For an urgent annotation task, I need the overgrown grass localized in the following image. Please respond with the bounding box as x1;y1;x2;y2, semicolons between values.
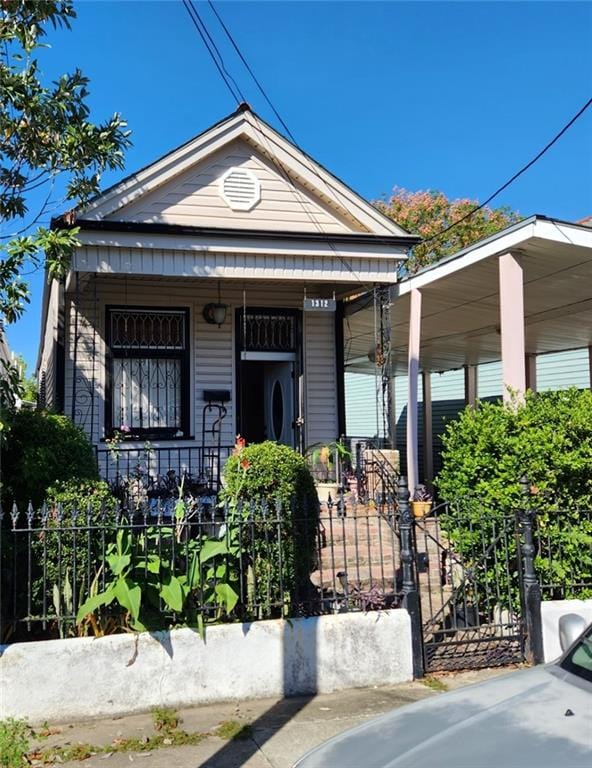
151;706;180;733
420;676;448;692
0;719;29;768
215;720;253;741
28;710;254;763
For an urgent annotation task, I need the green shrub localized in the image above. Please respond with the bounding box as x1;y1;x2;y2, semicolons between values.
0;718;29;767
1;409;98;508
220;441;320;617
437;388;592;602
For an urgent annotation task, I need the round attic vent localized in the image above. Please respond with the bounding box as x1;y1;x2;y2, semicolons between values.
219;167;261;211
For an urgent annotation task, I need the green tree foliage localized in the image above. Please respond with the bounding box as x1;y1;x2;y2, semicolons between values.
1;408;98;507
221;441;320;616
0;0;130;326
437;389;592;602
376;188;521;274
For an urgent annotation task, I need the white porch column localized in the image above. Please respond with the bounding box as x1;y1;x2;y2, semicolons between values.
406;288;422;492
588;346;592;390
422;371;433;485
464;364;477;407
499;252;526;404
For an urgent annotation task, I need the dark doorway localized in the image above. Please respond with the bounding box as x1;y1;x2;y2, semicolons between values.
239;361;266;443
239;360;295;446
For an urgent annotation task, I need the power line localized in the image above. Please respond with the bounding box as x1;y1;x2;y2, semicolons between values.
182;0;245;106
421;95;592;247
207;1;298;146
205;2;379;291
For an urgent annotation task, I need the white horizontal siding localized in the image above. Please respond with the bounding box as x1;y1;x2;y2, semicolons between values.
304;312;338;447
108;139;357;234
64;276;339;452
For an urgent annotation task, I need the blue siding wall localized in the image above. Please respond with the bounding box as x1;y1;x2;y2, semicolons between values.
537;349;590;391
344;347;591;484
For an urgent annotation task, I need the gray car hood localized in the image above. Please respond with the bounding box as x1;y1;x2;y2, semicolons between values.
295;666;592;768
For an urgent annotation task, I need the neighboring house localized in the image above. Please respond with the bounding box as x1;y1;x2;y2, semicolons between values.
344;215;592;489
346;347;592;480
37;104;418;486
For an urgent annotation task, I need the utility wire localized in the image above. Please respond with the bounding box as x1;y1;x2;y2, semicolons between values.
207;0;298;146
421;95;592;247
205;1;377;291
182;0;245;105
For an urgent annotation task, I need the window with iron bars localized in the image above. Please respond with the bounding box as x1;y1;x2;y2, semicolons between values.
106;307;190;439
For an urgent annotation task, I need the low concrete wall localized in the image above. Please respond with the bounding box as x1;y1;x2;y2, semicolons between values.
541;599;592;662
0;610;412;723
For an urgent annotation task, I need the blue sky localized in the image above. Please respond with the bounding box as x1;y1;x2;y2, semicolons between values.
6;0;592;369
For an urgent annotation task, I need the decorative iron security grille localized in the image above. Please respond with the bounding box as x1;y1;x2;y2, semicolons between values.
110;309;185;350
239;312;296;352
107;308;189;436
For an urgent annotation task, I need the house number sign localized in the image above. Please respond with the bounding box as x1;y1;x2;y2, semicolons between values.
303;298;336;312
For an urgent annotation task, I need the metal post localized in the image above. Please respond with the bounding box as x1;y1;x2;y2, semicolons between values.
398;475;424;678
518;477;544;665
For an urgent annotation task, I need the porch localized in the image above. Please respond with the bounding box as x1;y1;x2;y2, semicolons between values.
344;216;592;488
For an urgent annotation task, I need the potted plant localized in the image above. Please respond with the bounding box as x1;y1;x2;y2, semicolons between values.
411;485;433;518
305;441;351;503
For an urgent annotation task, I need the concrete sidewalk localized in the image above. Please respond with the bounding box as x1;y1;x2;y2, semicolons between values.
31;667;512;768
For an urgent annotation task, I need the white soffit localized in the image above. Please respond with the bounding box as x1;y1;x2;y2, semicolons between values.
345;218;592;374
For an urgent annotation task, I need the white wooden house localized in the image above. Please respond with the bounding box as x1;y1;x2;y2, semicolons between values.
37;104;417;487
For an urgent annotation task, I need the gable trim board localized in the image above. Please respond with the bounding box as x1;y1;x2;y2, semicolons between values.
78;105;412;239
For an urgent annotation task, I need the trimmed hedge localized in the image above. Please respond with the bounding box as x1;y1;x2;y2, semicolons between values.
220;441;320;617
437;388;592;602
1;409;98;508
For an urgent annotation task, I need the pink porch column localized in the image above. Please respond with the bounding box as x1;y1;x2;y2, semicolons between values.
464;364;477;407
406;288;422;491
499;252;526;404
526;354;537;392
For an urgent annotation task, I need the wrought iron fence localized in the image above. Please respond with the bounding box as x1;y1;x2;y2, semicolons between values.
534;507;592;601
0;493;403;644
413;500;526;671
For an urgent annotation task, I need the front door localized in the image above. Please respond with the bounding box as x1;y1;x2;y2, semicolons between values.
263;362;295;447
236;308;302;449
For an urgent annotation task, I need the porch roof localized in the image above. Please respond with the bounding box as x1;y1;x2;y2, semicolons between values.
344;216;592;375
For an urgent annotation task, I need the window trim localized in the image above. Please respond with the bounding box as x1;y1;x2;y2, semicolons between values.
105;305;191;440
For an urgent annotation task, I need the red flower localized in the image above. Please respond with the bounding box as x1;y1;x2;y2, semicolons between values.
233;434;246;455
240;458;250;471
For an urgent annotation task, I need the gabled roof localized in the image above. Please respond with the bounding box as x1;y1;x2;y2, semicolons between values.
79;104;414;239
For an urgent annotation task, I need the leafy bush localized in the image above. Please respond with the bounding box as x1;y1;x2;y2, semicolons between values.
1;410;98;508
0;718;29;767
29;480;118;637
220;441;320;616
437;388;592;602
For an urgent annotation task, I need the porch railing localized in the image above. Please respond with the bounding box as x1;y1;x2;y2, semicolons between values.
343;436;400;503
95;443;233;506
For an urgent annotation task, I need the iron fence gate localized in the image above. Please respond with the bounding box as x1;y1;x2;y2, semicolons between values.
414;504;527;672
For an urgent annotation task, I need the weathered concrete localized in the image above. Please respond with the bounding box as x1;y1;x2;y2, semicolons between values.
0;610;412;723
541;598;592;661
31;683;435;768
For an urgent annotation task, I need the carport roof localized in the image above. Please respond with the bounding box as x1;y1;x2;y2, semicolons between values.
345;215;592;376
